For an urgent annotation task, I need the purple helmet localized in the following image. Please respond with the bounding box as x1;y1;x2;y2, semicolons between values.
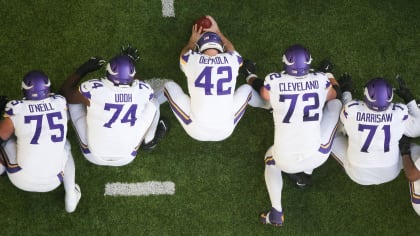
282;44;313;76
106;55;136;85
21;70;51;100
363;78;393;111
197;32;223;53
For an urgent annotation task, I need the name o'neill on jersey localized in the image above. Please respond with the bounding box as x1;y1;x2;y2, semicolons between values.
356;112;392;123
279;80;319;92
28;103;55;113
199;56;228;65
115;93;132;103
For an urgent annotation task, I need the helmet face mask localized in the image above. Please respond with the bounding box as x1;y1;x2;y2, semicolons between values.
282;44;312;76
363;78;393;111
196;32;223;53
22;70;51;100
106;55;136;85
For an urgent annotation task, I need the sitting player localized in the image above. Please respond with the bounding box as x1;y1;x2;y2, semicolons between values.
331;74;419;185
60;46;168;167
0;71;81;213
399;135;420;216
164;15;264;141
241;44;342;226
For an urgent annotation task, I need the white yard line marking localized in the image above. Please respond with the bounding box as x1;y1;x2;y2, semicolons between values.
105;181;175;196
161;0;175;17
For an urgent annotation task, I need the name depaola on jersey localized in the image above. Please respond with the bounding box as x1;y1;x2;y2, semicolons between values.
198;55;229;65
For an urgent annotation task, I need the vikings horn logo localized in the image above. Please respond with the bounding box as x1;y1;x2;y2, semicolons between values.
282;54;313;66
106;63;136;77
21;79;51;90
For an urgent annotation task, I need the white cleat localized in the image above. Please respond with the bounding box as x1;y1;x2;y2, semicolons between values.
65;184;81;213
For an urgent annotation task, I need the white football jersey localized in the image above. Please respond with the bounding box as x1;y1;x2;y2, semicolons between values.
180;50;242;130
4;95;68;178
80;78;154;158
265;72;331;159
341;100;408;168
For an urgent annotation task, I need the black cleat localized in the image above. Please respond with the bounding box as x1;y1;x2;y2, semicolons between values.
287;172;311;189
141;117;170;151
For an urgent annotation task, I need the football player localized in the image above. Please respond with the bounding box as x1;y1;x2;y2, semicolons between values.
331;75;419;185
0;71;81;213
163;15;263;141
60;47;168;167
399;135;420;216
241;44;342;226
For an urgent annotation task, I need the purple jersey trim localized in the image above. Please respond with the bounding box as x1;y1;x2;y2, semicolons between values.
80;89;92;99
181;53;190;64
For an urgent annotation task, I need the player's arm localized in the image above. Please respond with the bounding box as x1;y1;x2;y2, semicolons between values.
0;98;14;141
180;24;202;57
0;117;14;142
60;57;105;105
399;135;420;181
204;15;234;52
326;76;340;101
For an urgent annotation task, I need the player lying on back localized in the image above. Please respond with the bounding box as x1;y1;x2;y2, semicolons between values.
163;15;264;141
60;46;168;167
0;71;81;213
241;44;342;226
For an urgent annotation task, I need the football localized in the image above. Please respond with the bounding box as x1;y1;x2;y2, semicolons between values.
195;16;212;33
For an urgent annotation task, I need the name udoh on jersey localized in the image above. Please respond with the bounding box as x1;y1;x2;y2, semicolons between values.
341;101;408;168
80;78;153;158
4;95;68;178
265;72;330;159
180;50;242;130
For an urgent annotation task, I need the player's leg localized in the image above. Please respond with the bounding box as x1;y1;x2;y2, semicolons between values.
141;99;169;150
146;78;173;105
246;85;271;109
260;146;284;226
164;81;192;123
68;104;89;153
63;141;81;213
408;143;420;215
232;84;252;125
330;132;348;167
0;142;7;175
2;137;19;173
320;98;342;154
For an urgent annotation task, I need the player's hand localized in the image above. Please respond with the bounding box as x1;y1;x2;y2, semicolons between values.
399;135;411;156
239;59;257;78
121;44;140;62
395;75;414;103
0;96;8;113
204;15;220;33
338;73;354;93
76;57;106;77
190;24;202;45
318;59;334;73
